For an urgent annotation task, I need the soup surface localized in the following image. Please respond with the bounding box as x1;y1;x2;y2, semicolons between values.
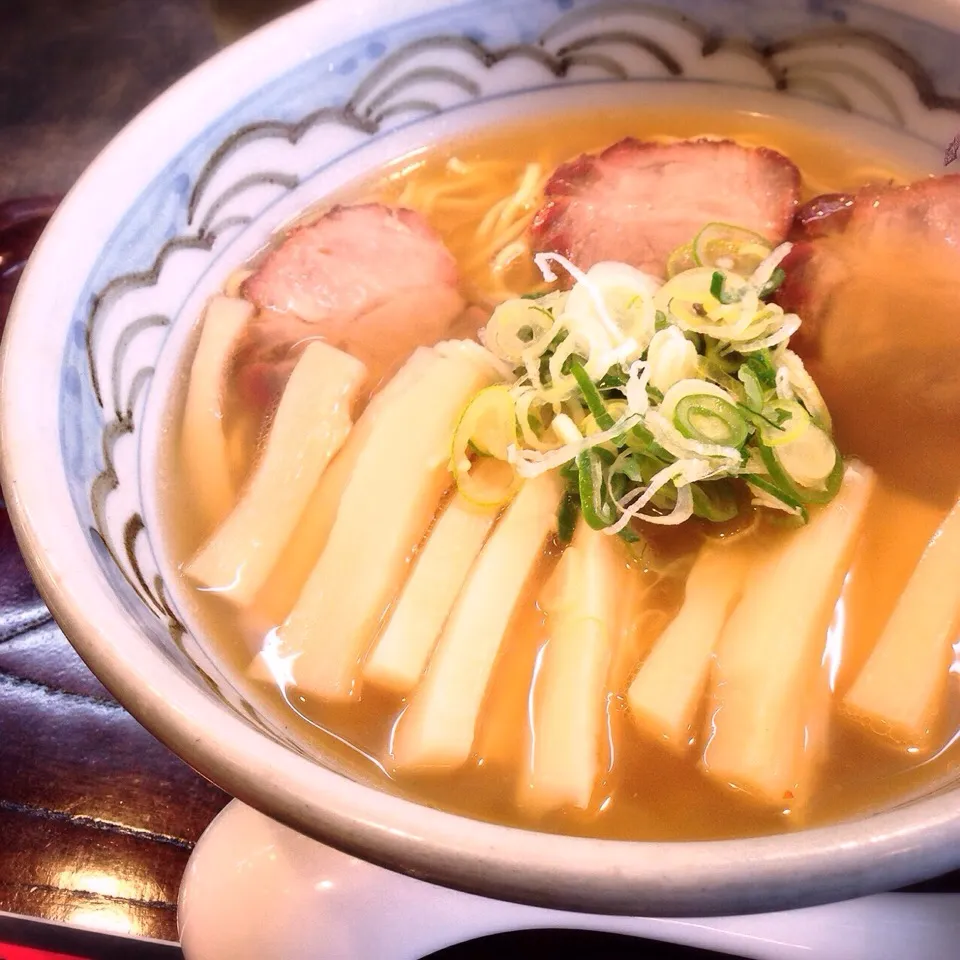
161;105;960;841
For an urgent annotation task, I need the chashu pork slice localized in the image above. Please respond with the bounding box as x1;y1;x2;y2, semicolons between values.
777;175;960;499
779;176;960;348
235;203;466;408
531;138;799;276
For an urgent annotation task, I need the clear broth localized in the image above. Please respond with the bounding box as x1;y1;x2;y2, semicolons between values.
161;106;960;840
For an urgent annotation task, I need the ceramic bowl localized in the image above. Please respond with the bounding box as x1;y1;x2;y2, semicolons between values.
4;0;960;917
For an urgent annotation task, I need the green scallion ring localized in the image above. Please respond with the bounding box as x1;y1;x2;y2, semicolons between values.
744;473;810;523
758;438;843;505
570;358;615;432
576;448;618;530
692;222;772;274
673;394;749;449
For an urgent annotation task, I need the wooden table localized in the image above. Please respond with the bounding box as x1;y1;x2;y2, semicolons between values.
0;205;229;952
0;1;231;949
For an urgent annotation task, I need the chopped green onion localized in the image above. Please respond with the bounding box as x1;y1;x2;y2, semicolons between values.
557;489;579;543
693;222;772;274
570;358;615;431
737;402;783;434
559;459;579;483
537;354;552;389
617;524;642;543
759;433;843;505
743;348;778;388
709;271;723;301
560;353;586;377
609;469;629;504
577;448;618;529
593;445;617;468
744;473;809;523
758;267;786;298
681;330;705;355
473;228;839;530
597;367;629;389
625;423;671;462
674;394;749;448
627;423;655;449
737;364;764;411
710;271;743;305
612;452;647;484
700;352;742;396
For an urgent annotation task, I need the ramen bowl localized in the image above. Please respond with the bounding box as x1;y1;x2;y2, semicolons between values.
4;0;960;918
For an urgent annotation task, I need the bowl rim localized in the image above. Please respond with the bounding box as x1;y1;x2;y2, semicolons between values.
4;0;960;917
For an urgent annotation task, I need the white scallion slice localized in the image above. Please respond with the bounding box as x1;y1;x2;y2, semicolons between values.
748;241;793;291
646;326;699;393
563;261;659;362
625;359;651;414
535;251;625;347
693;222;772;275
511;412;642;478
659;378;737;423
736;313;801;353
665;242;697;278
756;399;811;448
772;423;839;492
777;348;832;431
451;386;521;506
551;412;583;445
482;296;563;365
645;410;743;466
605;458;715;533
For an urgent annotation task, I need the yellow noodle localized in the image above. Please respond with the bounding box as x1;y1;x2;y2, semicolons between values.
477;195;512;240
379;156;552;304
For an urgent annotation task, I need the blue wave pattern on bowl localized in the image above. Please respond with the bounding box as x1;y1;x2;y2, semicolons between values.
59;0;960;730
